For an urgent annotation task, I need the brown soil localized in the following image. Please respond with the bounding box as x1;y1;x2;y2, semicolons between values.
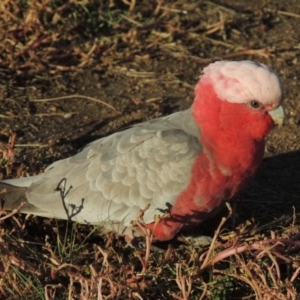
2;0;299;219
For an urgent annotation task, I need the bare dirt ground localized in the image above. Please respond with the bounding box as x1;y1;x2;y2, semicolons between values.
0;0;300;299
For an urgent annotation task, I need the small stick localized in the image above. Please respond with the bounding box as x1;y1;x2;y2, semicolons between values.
14;143;49;148
200;202;232;269
199;281;208;300
32;112;77;117
278;10;300;18
290;266;300;283
44;284;62;300
30;94;116;111
0;201;26;221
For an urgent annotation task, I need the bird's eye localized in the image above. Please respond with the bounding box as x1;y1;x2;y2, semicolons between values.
247;100;263;110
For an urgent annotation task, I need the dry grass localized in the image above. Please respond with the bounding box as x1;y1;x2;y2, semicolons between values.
1;0;288;74
1;199;300;299
0;0;300;299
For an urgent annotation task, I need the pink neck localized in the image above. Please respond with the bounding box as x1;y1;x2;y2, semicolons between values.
146;81;273;241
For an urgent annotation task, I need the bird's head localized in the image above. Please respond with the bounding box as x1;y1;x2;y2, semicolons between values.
192;60;284;142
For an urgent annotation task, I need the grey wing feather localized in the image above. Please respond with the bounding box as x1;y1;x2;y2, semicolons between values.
16;109;202;234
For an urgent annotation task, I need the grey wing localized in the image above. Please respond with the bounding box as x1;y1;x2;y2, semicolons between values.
26;109;202;234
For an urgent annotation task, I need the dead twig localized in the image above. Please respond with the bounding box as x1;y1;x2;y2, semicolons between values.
0;201;26;221
199;202;232;270
44;284;62;300
131;204;153;275
32;112;77;118
172;263;192;300
14;143;49;148
121;0;136;11
30;94;116;111
278;10;300;18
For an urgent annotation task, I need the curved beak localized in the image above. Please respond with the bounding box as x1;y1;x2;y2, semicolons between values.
268;104;285;127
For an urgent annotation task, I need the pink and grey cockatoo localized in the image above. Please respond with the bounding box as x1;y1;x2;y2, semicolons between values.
0;60;284;241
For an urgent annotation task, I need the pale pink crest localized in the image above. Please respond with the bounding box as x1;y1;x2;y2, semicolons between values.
200;60;283;106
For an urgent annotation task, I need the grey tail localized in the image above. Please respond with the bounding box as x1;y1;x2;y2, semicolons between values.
0;176;40;212
0;182;29;212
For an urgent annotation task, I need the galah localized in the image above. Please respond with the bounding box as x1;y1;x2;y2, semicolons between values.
0;60;284;241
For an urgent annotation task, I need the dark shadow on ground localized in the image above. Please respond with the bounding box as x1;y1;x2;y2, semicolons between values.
59;97;184;153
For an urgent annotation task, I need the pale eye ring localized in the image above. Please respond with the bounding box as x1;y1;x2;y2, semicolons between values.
248;100;263;110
